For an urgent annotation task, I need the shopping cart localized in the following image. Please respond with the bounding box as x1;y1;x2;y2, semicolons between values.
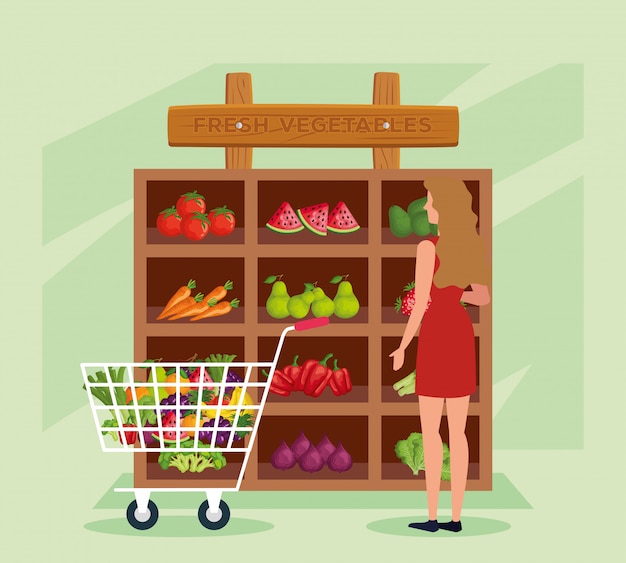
81;317;329;530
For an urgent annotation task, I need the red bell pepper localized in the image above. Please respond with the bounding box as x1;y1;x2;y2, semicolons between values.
303;353;334;397
332;358;352;395
263;368;292;396
281;355;300;387
119;423;137;445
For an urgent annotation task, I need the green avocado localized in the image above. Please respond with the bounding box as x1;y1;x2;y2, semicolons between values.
389;205;412;238
407;196;427;218
411;211;431;236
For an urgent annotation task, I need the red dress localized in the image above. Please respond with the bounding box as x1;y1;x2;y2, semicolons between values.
415;237;476;398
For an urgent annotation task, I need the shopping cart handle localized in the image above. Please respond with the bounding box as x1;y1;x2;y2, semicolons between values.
294;317;330;331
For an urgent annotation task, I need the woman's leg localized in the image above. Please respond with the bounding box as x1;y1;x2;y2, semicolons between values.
418;395;444;520
445;395;470;522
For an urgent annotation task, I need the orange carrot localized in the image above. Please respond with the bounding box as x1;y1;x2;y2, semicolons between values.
189;298;240;321
160;292;204;319
156;279;196;320
202;280;233;305
168;300;209;320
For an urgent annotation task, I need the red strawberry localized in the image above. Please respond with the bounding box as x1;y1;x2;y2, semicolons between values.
394;281;432;316
395;282;416;316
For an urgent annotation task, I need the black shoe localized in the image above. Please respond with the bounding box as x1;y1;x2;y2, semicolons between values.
438;520;462;532
408;519;439;532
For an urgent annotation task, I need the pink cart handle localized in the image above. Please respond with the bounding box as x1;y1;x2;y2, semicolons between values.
294;317;330;331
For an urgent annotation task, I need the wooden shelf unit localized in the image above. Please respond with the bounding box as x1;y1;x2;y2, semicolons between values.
133;168;492;490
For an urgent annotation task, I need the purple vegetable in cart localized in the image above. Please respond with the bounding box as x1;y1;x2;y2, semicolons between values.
141;421;158;445
199;416;232;446
224;370;243;395
271;440;297;470
159;393;191;415
327;442;352;472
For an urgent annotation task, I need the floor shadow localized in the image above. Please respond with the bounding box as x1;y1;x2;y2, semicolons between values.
84;516;274;537
367;516;511;537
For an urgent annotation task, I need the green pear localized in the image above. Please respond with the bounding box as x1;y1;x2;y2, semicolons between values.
266;280;291;319
311;287;335;318
333;281;360;319
287;287;315;319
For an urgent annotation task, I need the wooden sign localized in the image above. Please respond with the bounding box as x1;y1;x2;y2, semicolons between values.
168;104;459;148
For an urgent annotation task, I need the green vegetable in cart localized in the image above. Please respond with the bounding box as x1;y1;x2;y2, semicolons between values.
394;432;450;480
82;367;132;440
158;442;227;473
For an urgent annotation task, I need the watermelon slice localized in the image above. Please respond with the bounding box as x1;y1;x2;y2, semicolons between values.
297;203;329;236
327;201;360;234
266;201;304;234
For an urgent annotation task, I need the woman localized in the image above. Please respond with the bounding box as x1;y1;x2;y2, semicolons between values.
389;177;490;533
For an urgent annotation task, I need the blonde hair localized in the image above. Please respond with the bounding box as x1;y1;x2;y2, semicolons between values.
424;177;490;288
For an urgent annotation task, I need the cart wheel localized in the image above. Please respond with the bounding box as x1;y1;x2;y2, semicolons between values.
126;499;159;530
198;499;230;530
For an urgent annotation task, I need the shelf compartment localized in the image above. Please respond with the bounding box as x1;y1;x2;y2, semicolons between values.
258;180;368;244
381;180;480;244
380;337;480;403
259;336;368;403
257;415;368;480
258;257;368;324
145;336;245;363
381;415;480;480
145;451;244;487
146;180;245;245
146;258;245;324
381;257;480;323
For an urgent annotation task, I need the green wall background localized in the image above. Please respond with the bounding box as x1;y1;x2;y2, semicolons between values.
1;1;624;560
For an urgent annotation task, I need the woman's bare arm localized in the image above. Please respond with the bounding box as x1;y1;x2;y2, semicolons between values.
389;240;436;370
461;283;490;306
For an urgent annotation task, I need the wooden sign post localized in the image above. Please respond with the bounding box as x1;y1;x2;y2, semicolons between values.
167;72;459;169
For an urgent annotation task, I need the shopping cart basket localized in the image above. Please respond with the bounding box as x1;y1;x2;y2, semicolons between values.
81;317;329;530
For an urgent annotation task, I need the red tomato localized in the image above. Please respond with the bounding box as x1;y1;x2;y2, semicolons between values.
176;190;206;218
156;206;182;237
207;205;236;236
181;212;210;241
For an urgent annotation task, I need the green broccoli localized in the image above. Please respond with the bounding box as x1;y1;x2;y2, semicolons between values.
169;453;191;473
157;444;227;473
